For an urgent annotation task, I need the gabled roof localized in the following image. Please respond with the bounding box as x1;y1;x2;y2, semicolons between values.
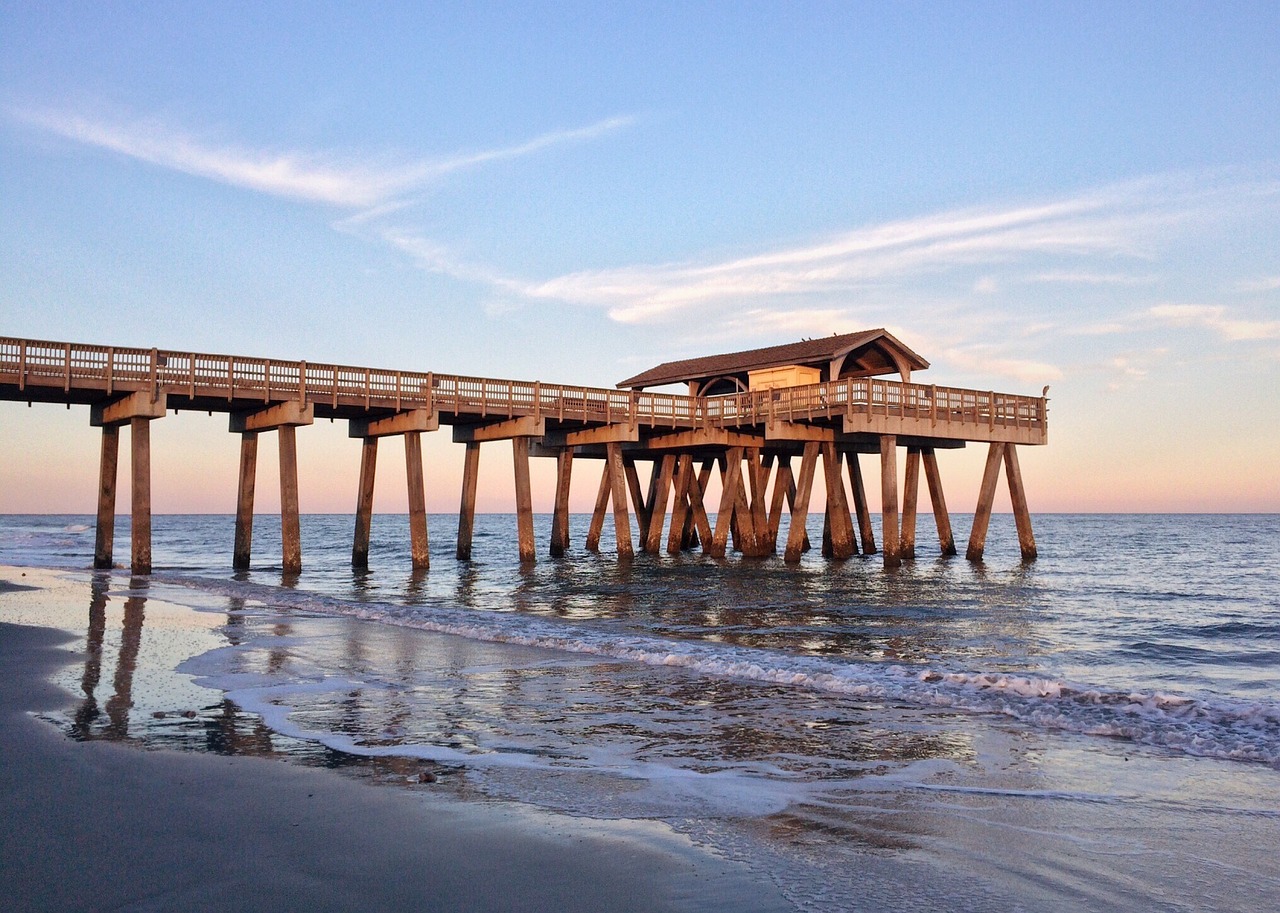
617;329;929;390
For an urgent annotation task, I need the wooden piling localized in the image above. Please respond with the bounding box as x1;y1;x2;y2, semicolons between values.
624;459;652;539
922;448;957;556
765;455;788;553
666;454;693;555
688;460;715;553
606;442;633;559
880;435;900;569
94;425;119;569
585;461;610;553
746;449;771;555
784;442;819;564
233;431;258;569
457;442;480;560
782;459;811;553
710;447;744;558
645;454;676;554
352;436;378;569
901;448;920;560
278;424;301;574
966;442;1005;562
1003;444;1038;561
512;437;536;563
846;452;877;555
130;417;152;575
550;448;574;557
821;442;855;559
732;465;763;556
405;431;430;570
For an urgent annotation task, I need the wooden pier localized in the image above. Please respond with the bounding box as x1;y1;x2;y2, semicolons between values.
0;332;1046;574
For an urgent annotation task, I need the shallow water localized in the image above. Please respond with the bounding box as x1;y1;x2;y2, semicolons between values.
2;512;1278;911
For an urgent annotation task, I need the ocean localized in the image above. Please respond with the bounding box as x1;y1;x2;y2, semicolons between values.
2;512;1278;911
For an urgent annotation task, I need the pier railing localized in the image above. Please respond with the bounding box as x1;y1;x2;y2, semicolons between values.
0;336;1046;437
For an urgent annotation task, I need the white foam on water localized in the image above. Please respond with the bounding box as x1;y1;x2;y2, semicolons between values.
160;573;1280;770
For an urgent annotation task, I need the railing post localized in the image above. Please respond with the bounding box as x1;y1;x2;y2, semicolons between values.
425;371;434;412
106;346;115;395
299;361;307;405
17;341;26;392
64;343;72;392
148;347;158;399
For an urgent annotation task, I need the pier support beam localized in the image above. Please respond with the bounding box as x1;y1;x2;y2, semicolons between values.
405;432;430;570
922;449;957;556
821;442;855;560
625;459;653;544
457;442;480;560
606;442;634;559
765;455;787;554
349;409;438;569
966;443;1005;562
352;437;378;569
94;425;119;569
846;453;877;556
586;461;610;553
513;437;536;563
233;432;258;569
784;442;819;564
710;448;744;558
91;391;167;575
667;454;694;555
644;454;676;554
901;448;920;560
880;435;901;569
278;425;302;575
550;449;574;557
745;449;771;556
229;400;313;574
1004;444;1037;561
130;418;152;575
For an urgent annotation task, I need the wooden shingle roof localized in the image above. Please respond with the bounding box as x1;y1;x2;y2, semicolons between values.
617;329;929;390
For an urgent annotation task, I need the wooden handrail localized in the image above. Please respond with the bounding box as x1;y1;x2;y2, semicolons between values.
0;334;1047;436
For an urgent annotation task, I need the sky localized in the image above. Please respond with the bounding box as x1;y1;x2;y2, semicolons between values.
1;1;1278;518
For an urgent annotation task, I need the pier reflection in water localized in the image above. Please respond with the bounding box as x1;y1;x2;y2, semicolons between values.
50;567;1025;837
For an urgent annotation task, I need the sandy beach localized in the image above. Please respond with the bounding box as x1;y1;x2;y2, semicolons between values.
0;570;791;913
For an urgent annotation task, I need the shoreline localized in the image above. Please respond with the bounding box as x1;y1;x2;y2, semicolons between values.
0;567;792;913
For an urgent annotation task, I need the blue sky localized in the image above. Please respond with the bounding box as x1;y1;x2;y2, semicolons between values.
2;2;1277;514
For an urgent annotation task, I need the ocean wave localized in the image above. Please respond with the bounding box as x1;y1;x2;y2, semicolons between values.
154;572;1280;770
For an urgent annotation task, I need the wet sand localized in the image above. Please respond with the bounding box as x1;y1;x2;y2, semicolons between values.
0;573;790;913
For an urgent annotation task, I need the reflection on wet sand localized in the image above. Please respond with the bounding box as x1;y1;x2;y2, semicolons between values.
61;581;446;787
54;568;1061;854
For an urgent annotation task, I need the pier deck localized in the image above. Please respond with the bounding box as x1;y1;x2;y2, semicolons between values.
1;335;1046;573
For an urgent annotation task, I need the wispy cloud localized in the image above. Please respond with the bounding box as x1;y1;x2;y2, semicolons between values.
1234;275;1280;293
1028;270;1158;286
414;172;1271;327
510;191;1160;324
1147;303;1280;342
940;345;1064;384
13;106;634;209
